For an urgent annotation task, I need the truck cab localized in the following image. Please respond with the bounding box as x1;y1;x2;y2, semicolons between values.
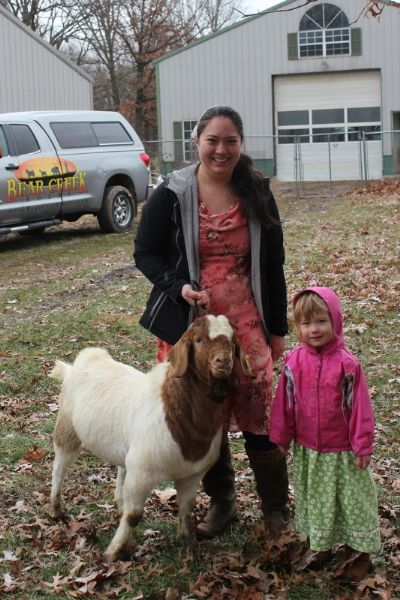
0;111;152;236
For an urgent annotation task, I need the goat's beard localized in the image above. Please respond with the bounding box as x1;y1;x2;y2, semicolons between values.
210;375;237;402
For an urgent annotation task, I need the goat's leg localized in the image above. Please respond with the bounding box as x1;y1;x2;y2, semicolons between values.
174;474;201;549
105;469;152;561
114;466;126;514
50;413;81;518
50;445;80;519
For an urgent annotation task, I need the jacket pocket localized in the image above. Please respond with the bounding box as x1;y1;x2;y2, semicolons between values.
140;287;190;345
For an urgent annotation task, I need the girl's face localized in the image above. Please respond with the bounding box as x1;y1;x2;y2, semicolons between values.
299;310;334;349
196;116;242;179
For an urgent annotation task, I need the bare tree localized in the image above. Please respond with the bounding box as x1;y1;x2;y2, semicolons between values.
177;0;243;35
117;0;196;138
73;0;126;108
1;0;83;48
198;0;243;33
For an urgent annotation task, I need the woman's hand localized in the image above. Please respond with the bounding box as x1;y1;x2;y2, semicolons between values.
181;284;209;309
278;444;290;456
270;335;286;362
355;454;371;469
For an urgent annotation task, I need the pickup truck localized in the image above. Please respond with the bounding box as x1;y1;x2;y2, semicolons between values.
0;110;152;236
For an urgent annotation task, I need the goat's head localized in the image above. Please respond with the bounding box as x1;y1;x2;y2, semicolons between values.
168;315;252;386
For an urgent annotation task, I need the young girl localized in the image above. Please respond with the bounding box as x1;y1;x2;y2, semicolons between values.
269;286;380;574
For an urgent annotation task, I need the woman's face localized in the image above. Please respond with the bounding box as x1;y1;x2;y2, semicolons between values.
196;116;242;179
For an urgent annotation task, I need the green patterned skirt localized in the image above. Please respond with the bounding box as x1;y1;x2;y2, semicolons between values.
293;443;381;553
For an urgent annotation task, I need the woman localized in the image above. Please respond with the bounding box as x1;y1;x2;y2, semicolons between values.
134;105;289;538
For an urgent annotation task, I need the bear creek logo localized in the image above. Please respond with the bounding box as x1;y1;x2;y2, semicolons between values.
5;157;87;203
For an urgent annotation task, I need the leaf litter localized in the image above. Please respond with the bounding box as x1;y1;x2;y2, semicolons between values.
0;184;399;598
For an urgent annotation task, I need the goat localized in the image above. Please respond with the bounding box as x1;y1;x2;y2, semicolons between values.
49;315;251;561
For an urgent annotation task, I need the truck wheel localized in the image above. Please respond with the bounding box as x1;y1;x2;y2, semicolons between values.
97;186;136;233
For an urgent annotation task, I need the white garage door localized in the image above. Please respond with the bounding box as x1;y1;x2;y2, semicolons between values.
274;71;382;181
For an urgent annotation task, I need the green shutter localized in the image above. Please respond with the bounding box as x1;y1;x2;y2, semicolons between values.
287;33;298;60
351;28;362;56
173;121;183;162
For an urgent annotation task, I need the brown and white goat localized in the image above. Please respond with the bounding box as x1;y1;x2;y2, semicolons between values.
49;315;251;561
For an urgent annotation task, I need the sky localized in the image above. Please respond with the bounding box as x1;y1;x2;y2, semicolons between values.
242;0;283;15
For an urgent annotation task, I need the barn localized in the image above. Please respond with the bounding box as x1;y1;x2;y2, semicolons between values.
154;0;400;181
0;5;93;113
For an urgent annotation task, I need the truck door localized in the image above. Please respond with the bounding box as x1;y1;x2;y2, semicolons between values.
0;121;62;227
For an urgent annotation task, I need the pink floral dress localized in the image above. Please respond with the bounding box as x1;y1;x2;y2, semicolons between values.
157;200;273;435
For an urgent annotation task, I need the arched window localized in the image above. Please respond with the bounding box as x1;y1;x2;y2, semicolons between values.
299;3;350;57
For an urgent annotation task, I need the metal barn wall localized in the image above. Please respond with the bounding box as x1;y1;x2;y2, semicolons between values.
0;6;93;112
156;0;400;159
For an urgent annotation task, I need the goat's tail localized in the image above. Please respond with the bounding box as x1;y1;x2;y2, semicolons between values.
49;360;71;382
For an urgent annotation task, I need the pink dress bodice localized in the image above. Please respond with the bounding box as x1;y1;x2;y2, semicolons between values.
156;199;273;434
198;200;272;434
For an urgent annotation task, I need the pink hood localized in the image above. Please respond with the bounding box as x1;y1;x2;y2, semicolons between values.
293;286;344;350
269;286;375;456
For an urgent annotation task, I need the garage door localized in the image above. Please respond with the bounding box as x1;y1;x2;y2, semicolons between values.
274;71;382;181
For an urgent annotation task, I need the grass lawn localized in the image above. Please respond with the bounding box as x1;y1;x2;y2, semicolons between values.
0;182;399;599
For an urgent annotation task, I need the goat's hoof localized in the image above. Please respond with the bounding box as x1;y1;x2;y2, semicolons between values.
104;548;121;562
183;543;196;562
49;506;70;522
104;543;131;562
177;534;195;551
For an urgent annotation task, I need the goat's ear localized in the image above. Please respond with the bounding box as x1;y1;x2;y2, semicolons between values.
168;336;191;378
235;341;253;377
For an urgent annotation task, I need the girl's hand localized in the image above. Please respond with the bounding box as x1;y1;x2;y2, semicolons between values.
355;454;371;469
278;444;290;455
181;284;209;310
270;335;286;362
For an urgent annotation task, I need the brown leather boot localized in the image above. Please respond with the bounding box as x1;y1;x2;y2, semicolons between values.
245;445;289;534
197;434;238;538
341;546;371;580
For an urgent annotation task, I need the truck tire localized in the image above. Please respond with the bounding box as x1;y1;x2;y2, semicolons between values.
97;185;136;233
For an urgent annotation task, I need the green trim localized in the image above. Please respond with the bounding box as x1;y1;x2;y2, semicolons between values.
173;122;183;161
351;28;362;56
156;63;161;140
383;155;393;176
254;159;275;177
161;161;177;175
153;0;296;65
287;32;298;60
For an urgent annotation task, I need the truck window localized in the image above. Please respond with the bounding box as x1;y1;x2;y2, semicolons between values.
50;121;134;148
10;124;40;155
91;122;133;145
0;126;9;157
50;122;98;148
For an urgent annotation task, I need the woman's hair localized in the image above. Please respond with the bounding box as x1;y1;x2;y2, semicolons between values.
193;105;275;226
293;292;330;339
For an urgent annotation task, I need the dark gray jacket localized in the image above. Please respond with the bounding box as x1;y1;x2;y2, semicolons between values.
134;163;288;345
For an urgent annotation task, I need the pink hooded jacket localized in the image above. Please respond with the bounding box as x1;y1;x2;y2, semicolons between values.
269;287;374;456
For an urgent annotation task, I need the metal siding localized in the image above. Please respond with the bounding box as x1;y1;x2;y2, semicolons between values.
158;0;400;165
0;8;92;112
